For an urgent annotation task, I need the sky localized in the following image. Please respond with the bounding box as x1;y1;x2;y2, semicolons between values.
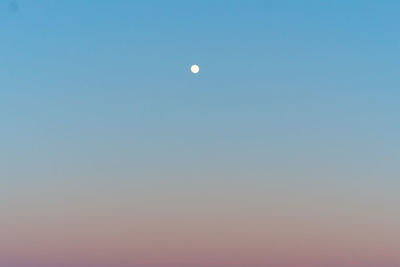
1;1;400;266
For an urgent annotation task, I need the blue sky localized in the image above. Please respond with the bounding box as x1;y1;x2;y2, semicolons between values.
1;1;400;266
2;0;399;178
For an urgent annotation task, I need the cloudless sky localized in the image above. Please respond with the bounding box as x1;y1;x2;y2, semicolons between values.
1;1;400;267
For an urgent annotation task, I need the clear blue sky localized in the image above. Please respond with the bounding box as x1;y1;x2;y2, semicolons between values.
1;1;400;267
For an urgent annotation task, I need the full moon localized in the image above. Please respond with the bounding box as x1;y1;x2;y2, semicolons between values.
191;65;200;74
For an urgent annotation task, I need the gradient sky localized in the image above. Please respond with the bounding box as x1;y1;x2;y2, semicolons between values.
1;1;400;267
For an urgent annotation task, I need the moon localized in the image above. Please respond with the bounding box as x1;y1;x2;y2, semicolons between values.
191;65;200;74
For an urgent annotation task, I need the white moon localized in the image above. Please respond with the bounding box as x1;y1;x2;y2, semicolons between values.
191;65;200;74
